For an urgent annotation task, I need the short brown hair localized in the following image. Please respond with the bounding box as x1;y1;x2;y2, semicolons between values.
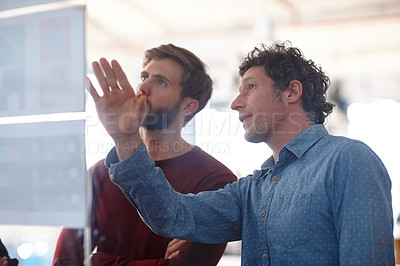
143;44;212;124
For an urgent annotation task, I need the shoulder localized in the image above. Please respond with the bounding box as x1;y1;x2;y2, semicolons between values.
189;146;224;162
318;135;390;185
181;147;237;191
88;159;110;185
311;135;377;158
191;147;236;176
89;159;108;174
317;134;378;159
176;147;227;170
316;134;387;173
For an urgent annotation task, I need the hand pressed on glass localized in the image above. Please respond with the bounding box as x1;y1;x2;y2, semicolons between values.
86;58;147;161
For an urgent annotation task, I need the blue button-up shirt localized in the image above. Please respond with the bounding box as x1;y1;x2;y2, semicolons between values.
107;125;394;265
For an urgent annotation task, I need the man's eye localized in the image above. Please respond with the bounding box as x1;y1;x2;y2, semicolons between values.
140;75;148;81
244;84;255;94
159;79;166;86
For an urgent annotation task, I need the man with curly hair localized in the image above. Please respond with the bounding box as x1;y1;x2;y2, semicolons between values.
87;41;394;265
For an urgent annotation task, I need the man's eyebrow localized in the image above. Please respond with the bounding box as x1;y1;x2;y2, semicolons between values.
140;71;171;83
238;76;255;92
241;76;256;83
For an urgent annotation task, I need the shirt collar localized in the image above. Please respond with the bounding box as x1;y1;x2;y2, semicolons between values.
260;124;328;172
261;156;275;172
285;124;328;159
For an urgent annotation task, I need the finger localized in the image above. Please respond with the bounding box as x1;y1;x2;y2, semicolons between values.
111;60;134;91
164;246;175;259
166;239;187;255
167;250;179;260
99;58;119;90
92;61;110;94
170;239;187;250
136;94;148;124
168;238;183;247
85;76;100;102
165;239;182;259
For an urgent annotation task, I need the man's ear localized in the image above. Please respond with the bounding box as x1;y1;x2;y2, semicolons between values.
180;97;199;117
285;80;303;103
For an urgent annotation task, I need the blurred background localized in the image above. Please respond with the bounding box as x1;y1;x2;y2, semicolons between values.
1;0;400;264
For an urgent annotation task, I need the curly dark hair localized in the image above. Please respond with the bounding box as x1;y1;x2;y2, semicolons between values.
143;44;212;125
239;41;334;124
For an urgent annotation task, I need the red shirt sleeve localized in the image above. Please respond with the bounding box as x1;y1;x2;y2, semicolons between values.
53;228;84;266
90;241;226;266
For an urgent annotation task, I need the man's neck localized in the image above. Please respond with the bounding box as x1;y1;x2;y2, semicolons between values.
140;128;194;161
269;117;315;163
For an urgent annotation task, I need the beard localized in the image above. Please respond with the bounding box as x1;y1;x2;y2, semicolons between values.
141;98;182;131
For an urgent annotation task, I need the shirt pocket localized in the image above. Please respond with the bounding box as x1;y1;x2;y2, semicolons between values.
274;193;312;249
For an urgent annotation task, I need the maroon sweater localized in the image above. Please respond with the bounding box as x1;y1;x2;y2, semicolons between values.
53;147;236;266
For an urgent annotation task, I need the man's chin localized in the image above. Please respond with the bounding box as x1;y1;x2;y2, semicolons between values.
244;131;266;143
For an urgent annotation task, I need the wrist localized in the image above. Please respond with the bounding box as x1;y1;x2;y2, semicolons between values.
114;133;143;161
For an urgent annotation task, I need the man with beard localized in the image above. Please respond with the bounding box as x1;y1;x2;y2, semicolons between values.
52;44;236;266
86;41;394;265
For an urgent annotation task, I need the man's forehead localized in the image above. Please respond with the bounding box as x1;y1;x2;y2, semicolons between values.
241;75;257;83
241;67;265;82
243;66;266;77
142;58;182;78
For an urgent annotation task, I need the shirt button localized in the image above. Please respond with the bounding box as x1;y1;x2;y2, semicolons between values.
272;176;278;181
110;174;115;181
260;211;266;217
263;254;268;260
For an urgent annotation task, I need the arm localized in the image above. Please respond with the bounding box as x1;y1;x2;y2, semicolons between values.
90;241;226;266
90;253;169;266
89;150;236;265
332;142;394;265
167;241;226;266
107;144;242;244
88;58;238;263
52;229;84;266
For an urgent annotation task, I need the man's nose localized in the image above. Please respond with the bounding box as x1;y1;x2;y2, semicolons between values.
231;93;244;111
138;80;151;96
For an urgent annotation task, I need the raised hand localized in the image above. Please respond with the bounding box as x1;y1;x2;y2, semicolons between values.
87;58;147;161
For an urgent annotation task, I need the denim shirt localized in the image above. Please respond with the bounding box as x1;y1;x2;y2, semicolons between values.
107;125;394;265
